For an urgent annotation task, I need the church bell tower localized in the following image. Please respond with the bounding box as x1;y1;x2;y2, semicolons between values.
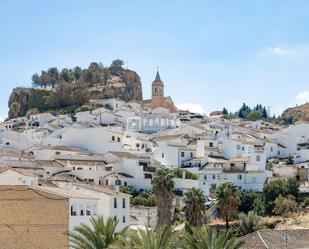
151;70;165;109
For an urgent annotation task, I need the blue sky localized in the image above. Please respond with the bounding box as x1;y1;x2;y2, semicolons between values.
1;0;309;120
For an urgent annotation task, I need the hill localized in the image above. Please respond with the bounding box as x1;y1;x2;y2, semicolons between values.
8;60;143;119
282;103;309;121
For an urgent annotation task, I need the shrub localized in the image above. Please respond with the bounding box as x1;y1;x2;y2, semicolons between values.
238;211;264;235
75;104;93;113
173;168;198;180
273;195;297;217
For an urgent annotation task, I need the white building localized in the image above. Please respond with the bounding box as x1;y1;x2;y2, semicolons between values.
69;183;131;231
29;113;55;126
198;156;271;196
0;168;38;186
276;121;309;163
61;127;124;154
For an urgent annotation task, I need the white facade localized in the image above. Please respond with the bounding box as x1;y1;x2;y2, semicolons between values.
70;184;131;231
0;169;38;186
61;127;124;154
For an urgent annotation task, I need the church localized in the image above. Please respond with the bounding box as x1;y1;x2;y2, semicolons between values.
143;70;177;112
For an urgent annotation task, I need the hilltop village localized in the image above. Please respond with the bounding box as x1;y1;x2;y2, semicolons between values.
1;68;309;248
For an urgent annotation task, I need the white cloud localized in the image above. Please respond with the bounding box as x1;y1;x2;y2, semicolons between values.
176;103;206;114
265;47;300;56
296;91;309;104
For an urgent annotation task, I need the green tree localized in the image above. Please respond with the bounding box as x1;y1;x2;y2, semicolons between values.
262;179;287;214
215;182;240;229
286;177;299;200
222;107;228;115
273;195;298;217
60;68;74;82
183;188;206;226
73;66;82;82
246;110;262;121
238;211;264;235
122;226;177;249
262;107;268;118
68;216;127;249
238;191;258;214
253;196;266;216
31;73;40;87
179;225;244;249
47;67;59;88
262;177;299;214
111;59;124;68
238;103;251;119
153;167;175;227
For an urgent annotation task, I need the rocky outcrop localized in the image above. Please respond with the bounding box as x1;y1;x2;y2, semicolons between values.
101;66;143;101
8;66;143;118
8;87;31;119
282;103;309;120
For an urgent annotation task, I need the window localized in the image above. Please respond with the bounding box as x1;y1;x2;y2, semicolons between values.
124;181;127;186
237;144;241;150
242;146;245;151
212;174;216;180
162;153;164;158
238;175;242;180
190;152;193;158
117;137;121;142
80;206;84;216
114;198;117;208
70;205;77;216
123;198;126;208
256;155;261;161
123;215;126;223
270;147;273;152
86;206;91;216
136;143;140;148
181;152;185;157
209;142;213;148
112;136;115;141
211;183;217;190
105;179;109;185
204;175;207;180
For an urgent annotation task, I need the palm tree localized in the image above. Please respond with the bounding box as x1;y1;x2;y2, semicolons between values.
152;167;175;226
122;226;177;249
68;216;127;249
215;182;240;230
183;188;206;226
178;225;243;249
